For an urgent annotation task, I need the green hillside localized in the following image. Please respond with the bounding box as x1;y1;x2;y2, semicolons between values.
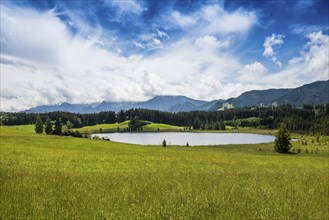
1;125;328;219
76;121;183;133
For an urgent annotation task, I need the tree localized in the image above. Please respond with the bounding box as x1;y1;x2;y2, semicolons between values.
220;120;226;130
118;110;125;123
128;117;149;131
44;118;53;134
213;121;220;130
193;117;202;130
53;117;63;135
233;115;240;129
274;123;292;153
66;120;73;130
34;115;43;134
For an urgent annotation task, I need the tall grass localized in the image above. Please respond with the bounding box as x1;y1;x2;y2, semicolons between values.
1;126;328;219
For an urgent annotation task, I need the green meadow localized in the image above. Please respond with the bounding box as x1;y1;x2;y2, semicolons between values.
1;125;328;219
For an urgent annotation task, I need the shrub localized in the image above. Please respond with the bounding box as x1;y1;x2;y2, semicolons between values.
82;129;92;138
162;139;167;147
73;130;83;138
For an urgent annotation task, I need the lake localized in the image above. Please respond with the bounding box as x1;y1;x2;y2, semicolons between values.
94;132;275;146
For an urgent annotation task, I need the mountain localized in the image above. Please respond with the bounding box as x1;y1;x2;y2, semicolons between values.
25;96;208;113
138;95;207;112
25;103;93;114
275;80;329;106
210;80;329;111
25;80;329;113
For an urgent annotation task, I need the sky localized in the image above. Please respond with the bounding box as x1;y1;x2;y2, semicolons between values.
1;0;328;112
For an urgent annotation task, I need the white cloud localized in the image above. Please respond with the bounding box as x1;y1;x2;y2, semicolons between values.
157;29;169;39
263;33;285;67
240;31;329;89
195;35;230;50
170;5;256;35
171;11;197;27
290;24;329;35
107;0;145;16
152;38;161;47
238;62;268;83
0;4;246;111
1;3;327;112
303;31;329;80
201;5;257;34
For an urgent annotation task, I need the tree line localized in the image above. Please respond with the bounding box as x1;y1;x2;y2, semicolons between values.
1;104;329;135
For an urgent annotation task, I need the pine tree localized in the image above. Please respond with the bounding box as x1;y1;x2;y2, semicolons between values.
53;117;63;135
274;123;292;153
34;115;44;134
44;118;53;134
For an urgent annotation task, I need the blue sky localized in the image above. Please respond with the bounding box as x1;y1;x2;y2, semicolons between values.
1;0;328;111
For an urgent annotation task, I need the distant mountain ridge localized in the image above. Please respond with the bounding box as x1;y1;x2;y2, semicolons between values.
25;80;329;113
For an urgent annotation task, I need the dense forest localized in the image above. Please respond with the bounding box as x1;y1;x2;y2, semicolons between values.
1;104;329;135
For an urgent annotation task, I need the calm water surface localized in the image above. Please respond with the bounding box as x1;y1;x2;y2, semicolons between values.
95;132;275;146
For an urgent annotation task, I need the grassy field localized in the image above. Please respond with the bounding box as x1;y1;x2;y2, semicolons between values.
1;125;328;219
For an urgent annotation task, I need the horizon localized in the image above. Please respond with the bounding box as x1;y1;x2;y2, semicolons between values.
1;0;329;112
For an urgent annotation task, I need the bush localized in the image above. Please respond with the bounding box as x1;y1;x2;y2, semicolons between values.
82;129;92;138
73;130;83;138
162;139;167;147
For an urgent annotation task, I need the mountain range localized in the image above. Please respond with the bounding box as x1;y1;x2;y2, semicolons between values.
25;80;329;113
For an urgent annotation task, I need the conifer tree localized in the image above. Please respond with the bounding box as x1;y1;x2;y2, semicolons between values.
34;115;43;134
44;118;53;135
274;123;292;153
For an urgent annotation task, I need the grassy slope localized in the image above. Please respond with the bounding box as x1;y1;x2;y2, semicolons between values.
75;120;276;135
1;126;328;219
76;121;184;133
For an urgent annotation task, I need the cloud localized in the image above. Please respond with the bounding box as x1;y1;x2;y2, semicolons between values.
0;3;248;111
263;34;285;67
238;62;268;83
244;31;329;89
171;11;197;27
1;2;327;112
195;35;230;51
152;38;162;47
106;0;145;16
286;32;329;81
157;29;169;39
170;5;256;35
303;31;329;80
200;5;257;34
290;24;329;35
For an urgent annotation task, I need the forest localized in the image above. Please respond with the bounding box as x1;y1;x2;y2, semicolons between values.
1;104;329;135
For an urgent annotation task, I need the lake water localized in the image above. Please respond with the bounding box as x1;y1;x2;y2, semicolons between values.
94;132;275;146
